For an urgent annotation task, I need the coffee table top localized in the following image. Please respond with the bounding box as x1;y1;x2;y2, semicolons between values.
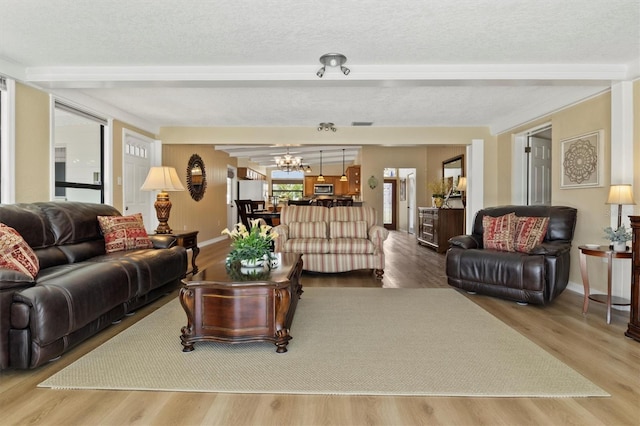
182;252;302;287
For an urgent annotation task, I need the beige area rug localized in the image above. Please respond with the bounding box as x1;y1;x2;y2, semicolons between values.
39;288;608;397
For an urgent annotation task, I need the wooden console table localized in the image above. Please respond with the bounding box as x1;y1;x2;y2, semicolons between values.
417;207;464;253
579;245;631;324
626;216;640;342
179;253;303;353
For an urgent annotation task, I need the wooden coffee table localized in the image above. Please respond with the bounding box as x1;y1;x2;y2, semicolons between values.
179;253;303;353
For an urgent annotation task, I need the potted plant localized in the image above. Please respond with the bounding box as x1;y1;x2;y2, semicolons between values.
603;225;632;252
428;179;451;208
222;219;279;268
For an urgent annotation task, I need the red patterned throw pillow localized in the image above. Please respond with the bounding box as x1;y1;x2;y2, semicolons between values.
97;213;153;253
514;216;549;253
482;213;516;252
0;223;40;279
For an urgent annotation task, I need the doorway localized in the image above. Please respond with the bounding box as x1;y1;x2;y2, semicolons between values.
383;179;397;230
122;130;154;229
226;165;238;231
513;124;552;205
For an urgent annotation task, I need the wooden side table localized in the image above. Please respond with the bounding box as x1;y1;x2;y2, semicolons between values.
579;245;632;324
169;230;200;275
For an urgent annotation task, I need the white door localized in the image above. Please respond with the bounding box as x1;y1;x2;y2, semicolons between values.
227;165;238;230
123;135;152;228
407;172;416;234
528;136;552;205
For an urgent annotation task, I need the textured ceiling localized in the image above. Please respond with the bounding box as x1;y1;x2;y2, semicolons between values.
1;0;639;151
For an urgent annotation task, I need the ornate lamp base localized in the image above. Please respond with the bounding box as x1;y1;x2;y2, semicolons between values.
154;191;173;234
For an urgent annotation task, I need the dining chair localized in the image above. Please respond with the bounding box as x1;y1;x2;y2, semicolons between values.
314;198;334;208
234;199;254;228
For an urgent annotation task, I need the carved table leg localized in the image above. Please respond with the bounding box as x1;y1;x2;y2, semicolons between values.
579;251;590;315
179;287;196;352
274;287;292;353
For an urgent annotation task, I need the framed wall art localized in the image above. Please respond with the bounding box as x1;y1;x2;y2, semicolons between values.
560;130;604;189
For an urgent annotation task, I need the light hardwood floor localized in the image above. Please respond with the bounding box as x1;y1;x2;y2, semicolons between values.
1;231;639;425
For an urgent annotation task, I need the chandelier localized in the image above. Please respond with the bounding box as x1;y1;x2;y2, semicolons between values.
274;148;303;172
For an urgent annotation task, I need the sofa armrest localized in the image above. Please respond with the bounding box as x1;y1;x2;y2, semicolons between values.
529;241;571;256
448;235;481;249
273;225;289;252
149;235;177;249
368;225;389;247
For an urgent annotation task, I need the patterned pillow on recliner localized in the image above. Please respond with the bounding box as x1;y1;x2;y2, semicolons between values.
0;223;40;279
482;213;516;252
514;216;549;253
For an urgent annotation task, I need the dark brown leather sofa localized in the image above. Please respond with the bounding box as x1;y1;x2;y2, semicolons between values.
445;205;577;305
0;202;187;369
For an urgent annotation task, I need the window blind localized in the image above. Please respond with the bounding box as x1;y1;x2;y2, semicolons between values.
54;100;107;125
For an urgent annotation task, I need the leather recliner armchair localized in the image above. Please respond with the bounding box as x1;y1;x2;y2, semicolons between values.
446;205;577;305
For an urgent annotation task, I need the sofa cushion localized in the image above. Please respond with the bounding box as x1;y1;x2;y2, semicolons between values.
289;221;327;239
283;238;329;254
482;213;516;252
328;238;375;254
329;221;368;239
514;216;549;253
0;223;39;279
97;213;153;253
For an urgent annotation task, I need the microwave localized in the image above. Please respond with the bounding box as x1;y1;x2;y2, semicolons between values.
314;184;334;195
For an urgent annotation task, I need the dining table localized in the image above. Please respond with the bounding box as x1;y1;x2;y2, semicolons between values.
247;210;281;226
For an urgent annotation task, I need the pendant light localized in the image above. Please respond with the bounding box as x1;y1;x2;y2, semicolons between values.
317;150;325;182
340;149;348;182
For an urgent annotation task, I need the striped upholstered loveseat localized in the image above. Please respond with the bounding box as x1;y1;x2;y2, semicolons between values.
273;205;389;278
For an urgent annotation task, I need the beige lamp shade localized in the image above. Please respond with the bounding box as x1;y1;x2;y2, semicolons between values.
456;177;467;192
606;184;636;230
140;167;186;192
605;184;636;205
140;166;185;234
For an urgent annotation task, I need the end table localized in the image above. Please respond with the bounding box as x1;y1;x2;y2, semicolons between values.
165;230;199;275
579;245;631;324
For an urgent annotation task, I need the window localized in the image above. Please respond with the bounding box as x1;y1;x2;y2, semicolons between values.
271;170;303;201
53;101;107;203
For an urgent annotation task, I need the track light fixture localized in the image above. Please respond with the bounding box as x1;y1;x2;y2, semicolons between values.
317;122;337;132
316;53;350;77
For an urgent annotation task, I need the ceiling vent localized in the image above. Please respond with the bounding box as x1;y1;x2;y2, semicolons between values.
351;122;373;126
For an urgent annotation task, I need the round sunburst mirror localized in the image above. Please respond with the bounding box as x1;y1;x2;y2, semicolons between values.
187;154;206;201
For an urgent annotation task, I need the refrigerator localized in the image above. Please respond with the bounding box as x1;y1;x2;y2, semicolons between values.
238;180;268;203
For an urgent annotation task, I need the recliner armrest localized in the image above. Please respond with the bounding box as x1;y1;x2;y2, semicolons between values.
149;235;177;249
448;235;481;249
528;242;571;256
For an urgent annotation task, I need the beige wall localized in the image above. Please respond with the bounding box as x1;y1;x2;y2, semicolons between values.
11;83;159;209
359;145;464;226
496;93;615;293
15;83;50;202
161;145;235;242
159;126;493;146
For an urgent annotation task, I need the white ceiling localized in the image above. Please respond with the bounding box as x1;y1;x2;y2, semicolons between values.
1;0;639;166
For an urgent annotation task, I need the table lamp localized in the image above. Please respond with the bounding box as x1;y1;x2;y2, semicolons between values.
141;166;185;234
606;184;636;229
456;176;467;207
